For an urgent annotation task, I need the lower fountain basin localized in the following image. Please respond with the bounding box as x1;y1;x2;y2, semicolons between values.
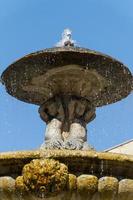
0;150;133;199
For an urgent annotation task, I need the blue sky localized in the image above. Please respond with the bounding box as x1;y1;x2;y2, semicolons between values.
0;0;133;152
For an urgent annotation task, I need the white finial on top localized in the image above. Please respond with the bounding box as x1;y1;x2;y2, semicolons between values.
56;29;76;47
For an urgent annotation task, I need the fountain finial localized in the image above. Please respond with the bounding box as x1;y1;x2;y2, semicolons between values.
56;28;75;47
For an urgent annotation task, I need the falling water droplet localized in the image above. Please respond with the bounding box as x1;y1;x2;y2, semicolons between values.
100;160;104;176
90;163;94;175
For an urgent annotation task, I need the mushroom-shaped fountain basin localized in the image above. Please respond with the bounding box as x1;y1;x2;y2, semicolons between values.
1;47;132;107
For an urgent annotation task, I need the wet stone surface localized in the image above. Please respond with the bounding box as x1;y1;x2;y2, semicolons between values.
0;151;133;199
1;47;132;107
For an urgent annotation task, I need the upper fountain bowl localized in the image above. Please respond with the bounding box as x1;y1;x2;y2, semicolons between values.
1;46;132;107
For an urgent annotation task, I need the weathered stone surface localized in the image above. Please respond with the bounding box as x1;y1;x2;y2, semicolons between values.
118;179;133;200
67;174;77;191
0;152;133;199
62;123;87;150
40;119;64;150
0;150;133;179
40;120;90;150
0;176;15;192
39;96;95;128
77;174;98;198
39;96;95;150
1;47;132;107
15;175;28;192
98;176;118;200
15;159;69;198
0;177;15;200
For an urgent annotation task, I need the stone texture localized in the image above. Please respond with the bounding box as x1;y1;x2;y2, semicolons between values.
0;176;15;200
0;153;133;199
39;96;95;127
1;47;132;107
15;175;28;192
62;123;87;150
118;179;133;200
40;119;64;150
39;96;95;150
67;174;77;191
77;175;98;199
98;176;118;200
0;176;15;191
0;150;133;179
15;159;69;198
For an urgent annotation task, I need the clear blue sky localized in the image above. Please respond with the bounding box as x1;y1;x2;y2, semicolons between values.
0;0;133;152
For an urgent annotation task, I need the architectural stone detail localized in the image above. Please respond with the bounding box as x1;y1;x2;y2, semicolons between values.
15;159;69;198
39;96;95;150
40;119;64;150
0;153;132;199
98;177;118;200
118;179;133;199
77;175;98;196
67;174;77;192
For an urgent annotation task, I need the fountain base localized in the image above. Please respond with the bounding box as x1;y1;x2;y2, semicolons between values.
0;150;133;199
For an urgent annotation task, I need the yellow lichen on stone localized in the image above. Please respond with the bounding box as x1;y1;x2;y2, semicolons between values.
77;175;98;194
98;177;118;200
98;176;118;192
15;176;28;192
15;158;69;198
68;174;77;191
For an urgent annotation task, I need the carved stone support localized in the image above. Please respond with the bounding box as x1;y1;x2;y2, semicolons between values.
39;95;96;150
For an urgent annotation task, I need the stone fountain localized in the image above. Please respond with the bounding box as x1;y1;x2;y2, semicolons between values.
0;29;133;200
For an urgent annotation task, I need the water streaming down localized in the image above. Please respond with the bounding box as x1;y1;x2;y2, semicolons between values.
0;29;133;199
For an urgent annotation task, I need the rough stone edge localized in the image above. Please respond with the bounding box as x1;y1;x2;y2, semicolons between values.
0;150;133;163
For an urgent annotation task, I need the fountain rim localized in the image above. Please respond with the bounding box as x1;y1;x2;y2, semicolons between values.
0;150;133;179
2;46;131;79
1;46;129;68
